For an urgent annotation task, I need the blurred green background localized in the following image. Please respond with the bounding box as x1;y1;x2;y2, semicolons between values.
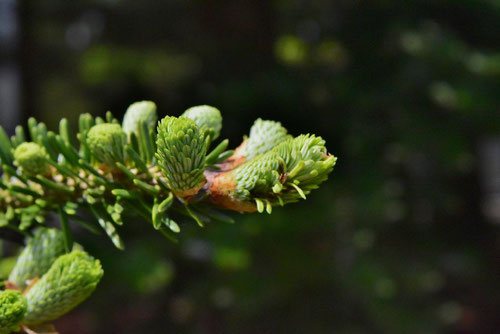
1;0;500;333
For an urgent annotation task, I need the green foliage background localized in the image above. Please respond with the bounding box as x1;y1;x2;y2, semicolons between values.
2;0;500;333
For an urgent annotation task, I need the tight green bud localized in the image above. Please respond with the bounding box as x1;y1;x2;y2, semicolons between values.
182;105;222;140
239;119;290;160
122;101;158;137
86;123;126;165
156;116;209;197
24;250;103;325
13;142;50;176
0;290;27;334
9;227;66;290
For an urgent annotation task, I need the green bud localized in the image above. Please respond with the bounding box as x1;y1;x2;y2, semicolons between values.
155;116;209;197
240;119;290;160
13;142;50;176
233;151;282;200
275;134;336;203
0;290;27;334
182;105;222;140
24;250;103;325
86;123;126;165
231;134;335;204
122;101;158;136
9;227;66;290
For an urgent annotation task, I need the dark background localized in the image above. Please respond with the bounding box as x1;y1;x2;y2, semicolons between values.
1;0;500;333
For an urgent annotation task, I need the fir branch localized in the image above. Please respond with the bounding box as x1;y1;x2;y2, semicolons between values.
0;101;336;249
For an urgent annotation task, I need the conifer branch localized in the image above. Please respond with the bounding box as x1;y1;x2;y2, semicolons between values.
0;101;336;332
0;101;336;247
